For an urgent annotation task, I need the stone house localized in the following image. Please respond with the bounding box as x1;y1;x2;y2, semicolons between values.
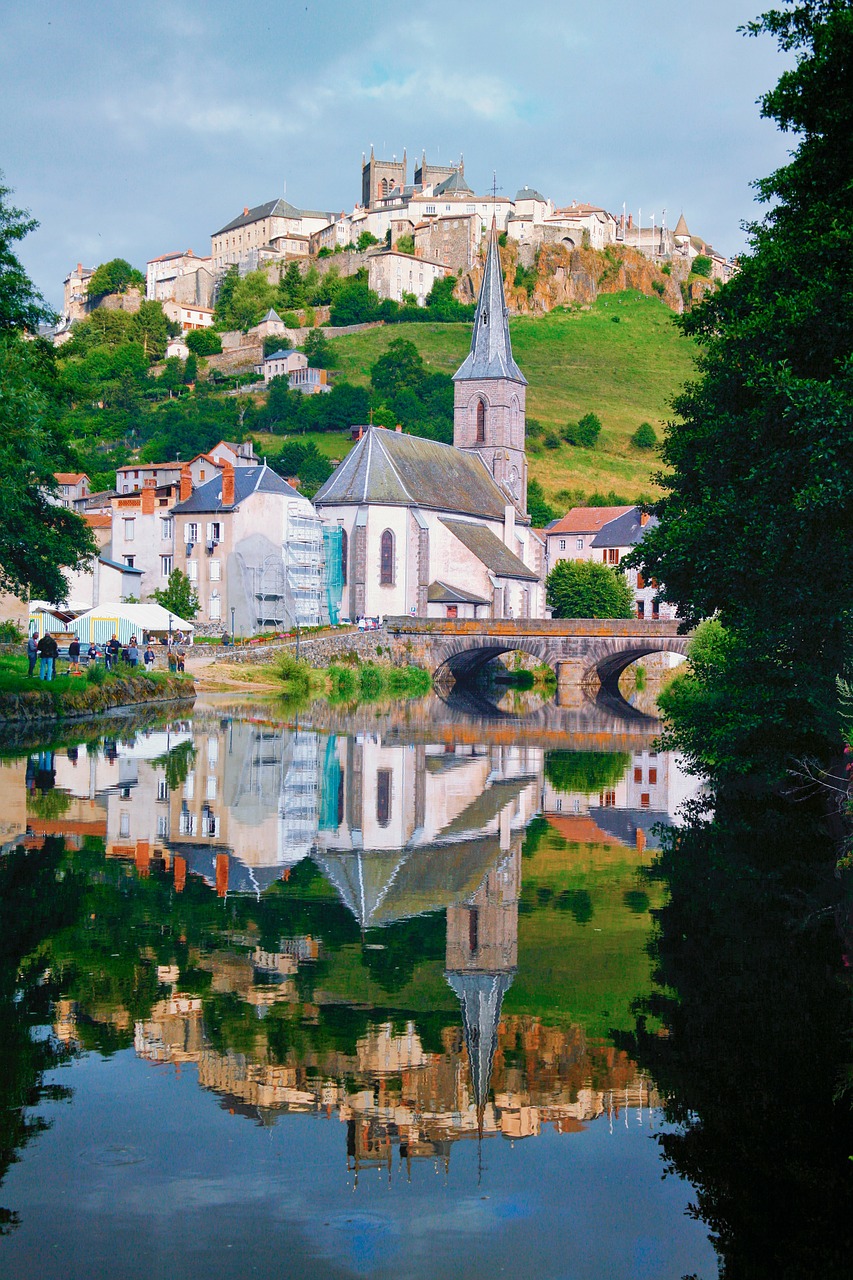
54;473;90;508
314;223;545;620
544;506;634;571
367;251;450;306
211;199;334;274
61;263;94;324
146;250;214;308
412;213;480;273
256;348;309;384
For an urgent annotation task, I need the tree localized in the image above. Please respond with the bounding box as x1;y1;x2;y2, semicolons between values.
302;327;336;369
632;422;658;449
213;264;240;328
564;412;602;448
185;328;222;356
356;231;380;251
87;258;145;300
329;273;380;325
628;0;853;766
131;299;172;361
691;254;712;278
527;478;558;526
546;558;634;619
0;173;52;332
278;262;305;310
370;338;425;397
152;568;199;620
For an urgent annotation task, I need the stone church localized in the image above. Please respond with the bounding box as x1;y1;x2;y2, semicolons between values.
314;224;545;620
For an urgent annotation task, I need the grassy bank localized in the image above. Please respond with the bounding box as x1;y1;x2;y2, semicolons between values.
0;655;194;721
274;654;432;706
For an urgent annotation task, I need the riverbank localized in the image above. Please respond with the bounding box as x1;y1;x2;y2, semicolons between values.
0;667;195;722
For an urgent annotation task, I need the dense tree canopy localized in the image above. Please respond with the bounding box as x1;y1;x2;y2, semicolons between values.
546;559;634;619
629;0;853;765
87;258;145;300
0;173;51;332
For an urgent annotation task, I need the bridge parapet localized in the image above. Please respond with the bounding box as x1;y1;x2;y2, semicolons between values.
384;617;686;639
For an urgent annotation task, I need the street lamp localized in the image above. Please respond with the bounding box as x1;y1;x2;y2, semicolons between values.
230;607;236;645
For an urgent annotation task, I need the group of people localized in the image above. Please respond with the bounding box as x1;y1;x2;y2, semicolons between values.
26;631;178;678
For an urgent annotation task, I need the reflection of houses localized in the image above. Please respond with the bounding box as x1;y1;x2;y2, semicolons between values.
167;721;322;894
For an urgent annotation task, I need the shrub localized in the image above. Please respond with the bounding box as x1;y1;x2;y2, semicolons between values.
692;254;712;278
86;661;107;685
395;235;415;255
525;417;544;438
652;279;666;296
546;558;634;619
186;328;222;356
0;621;23;643
632;422;658;449
564;412;602;448
544;431;562;449
274;653;312;696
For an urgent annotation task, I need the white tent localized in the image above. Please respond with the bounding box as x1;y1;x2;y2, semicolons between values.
70;603;195;646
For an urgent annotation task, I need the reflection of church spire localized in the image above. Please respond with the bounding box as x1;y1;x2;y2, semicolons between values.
446;969;514;1125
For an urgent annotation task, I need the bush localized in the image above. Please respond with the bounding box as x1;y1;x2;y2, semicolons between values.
691;254;712;278
632;422;658;449
86;661;107;685
652;279;666;297
274;653;312;696
0;621;23;643
186;328;222;356
395;235;415;255
563;412;602;448
544;431;562;449
546;558;635;619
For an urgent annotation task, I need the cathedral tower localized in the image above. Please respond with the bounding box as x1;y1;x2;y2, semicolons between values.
452;222;528;518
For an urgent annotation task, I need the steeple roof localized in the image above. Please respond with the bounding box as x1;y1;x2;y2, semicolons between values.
453;223;527;386
673;211;690;237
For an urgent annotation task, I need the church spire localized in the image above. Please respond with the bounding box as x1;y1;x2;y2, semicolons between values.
453;221;527;386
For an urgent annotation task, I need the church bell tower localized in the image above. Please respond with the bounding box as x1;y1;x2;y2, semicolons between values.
452;221;528;518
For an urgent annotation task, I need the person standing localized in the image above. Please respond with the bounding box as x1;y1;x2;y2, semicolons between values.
127;639;139;668
26;631;39;677
68;637;81;674
143;643;155;671
106;634;120;671
38;633;58;681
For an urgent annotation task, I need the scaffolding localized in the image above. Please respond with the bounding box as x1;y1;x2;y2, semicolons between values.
250;503;334;633
322;525;343;625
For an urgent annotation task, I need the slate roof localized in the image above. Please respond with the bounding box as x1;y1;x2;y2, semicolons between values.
212;198;334;237
259;308;283;324
591;507;658;548
440;519;539;581
428;581;491;606
313;426;509;519
433;170;474;196
515;187;548;202
171;463;300;514
453;222;527;385
673;212;690;237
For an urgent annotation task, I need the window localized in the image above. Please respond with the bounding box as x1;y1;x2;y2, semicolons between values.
160;556;172;577
636;572;645;589
123;518;135;541
648;768;658;785
380;529;394;585
340;528;348;586
210;591;221;620
157;779;169;801
161;517;173;540
210;560;221;581
652;598;660;619
601;789;616;807
207;522;221;543
559;539;566;550
119;813;130;837
206;775;217;800
376;769;392;826
468;907;479;956
187;561;198;582
640;793;651;809
576;538;584;549
475;399;486;443
124;556;135;568
607;548;619;564
156;815;170;837
186;522;199;544
634;767;643;783
637;600;645;619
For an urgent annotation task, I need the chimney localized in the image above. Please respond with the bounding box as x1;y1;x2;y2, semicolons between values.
640;510;649;526
180;465;192;502
141;477;156;514
627;214;633;229
77;262;82;273
395;423;402;433
222;461;235;507
243;206;249;216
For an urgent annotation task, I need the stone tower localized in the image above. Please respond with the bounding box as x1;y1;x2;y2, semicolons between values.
452;221;528;518
361;146;407;208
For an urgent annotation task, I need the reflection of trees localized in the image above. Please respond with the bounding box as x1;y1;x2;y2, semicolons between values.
544;750;630;794
0;839;77;1233
623;798;853;1279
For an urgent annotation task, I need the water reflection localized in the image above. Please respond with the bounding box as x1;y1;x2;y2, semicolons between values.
0;705;716;1275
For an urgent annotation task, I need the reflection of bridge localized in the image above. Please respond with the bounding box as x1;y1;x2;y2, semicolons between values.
384;617;690;701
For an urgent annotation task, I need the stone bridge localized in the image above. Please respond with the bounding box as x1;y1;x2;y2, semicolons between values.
383;617;691;702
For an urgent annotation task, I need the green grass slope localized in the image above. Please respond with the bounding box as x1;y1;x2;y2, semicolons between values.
326;290;696;505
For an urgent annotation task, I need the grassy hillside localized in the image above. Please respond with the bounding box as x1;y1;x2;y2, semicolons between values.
330;290;695;504
251;290;695;505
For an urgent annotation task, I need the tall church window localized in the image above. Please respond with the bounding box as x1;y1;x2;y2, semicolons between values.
340;528;348;586
380;529;395;584
511;396;521;446
376;769;392;826
475;399;486;443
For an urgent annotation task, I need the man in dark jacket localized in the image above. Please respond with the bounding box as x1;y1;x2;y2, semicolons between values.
37;633;58;681
26;631;39;677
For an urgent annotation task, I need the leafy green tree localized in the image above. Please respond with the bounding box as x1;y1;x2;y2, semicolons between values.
395;235;415;255
691;254;712;278
302;327;336;368
632;422;658;449
185;328;222;356
0;173;52;332
370;338;424;397
213;264;240;328
60;307;136;355
545;750;630;793
564;412;602;448
131;299;173;361
87;258;145;299
546;558;634;619
629;0;853;769
277;262;305;310
527;478;558;526
152;568;199;620
356;231;380;252
329;272;380;325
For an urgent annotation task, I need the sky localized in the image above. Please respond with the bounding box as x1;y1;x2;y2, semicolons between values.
1;0;797;310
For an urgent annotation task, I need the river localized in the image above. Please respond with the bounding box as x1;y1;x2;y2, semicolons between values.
0;688;850;1279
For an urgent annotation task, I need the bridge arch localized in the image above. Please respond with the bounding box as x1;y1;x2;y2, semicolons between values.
432;637;553;685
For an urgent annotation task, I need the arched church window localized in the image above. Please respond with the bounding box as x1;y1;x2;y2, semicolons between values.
475;399;486;443
511;396;520;446
380;178;389;198
340;528;348;586
380;529;395;584
376;768;392;827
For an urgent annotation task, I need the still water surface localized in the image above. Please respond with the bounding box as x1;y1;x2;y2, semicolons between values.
0;692;848;1278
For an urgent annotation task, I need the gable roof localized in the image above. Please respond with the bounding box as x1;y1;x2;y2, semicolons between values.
547;506;633;536
313;427;509;519
212;198;334;237
428;580;491;606
591;507;658;548
440;519;538;581
453;222;527;385
515;187;548;202
171;463;301;514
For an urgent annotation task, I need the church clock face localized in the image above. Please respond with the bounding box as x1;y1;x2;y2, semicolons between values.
508;465;520;500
